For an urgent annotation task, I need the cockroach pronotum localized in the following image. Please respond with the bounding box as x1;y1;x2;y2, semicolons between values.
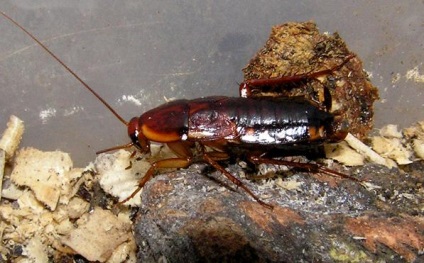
1;11;362;209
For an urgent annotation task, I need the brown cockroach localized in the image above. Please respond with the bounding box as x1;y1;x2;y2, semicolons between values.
2;11;361;209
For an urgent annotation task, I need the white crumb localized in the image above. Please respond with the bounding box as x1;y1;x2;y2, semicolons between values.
405;66;424;83
63;105;84;116
39;107;57;124
120;94;142;106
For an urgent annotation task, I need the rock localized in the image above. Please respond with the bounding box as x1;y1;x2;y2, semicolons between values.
134;162;424;262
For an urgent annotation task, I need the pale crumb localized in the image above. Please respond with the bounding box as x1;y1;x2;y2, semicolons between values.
257;162;289;176
55;218;74;236
371;137;412;165
352;236;367;240
364;70;373;79
0;150;4;201
95;150;152;206
120;94;142;106
0;185;95;262
325;141;365;166
1;174;24;200
361;181;382;191
238;170;246;179
379;124;402;138
16;190;46;213
11;148;75;210
39;107;57;124
403;121;424;139
60;197;90;219
259;193;273;200
405;66;424;83
59;168;86;205
412;139;424;159
238;161;248;169
344;133;392;167
24;236;48;263
403;121;424;160
163;96;177;102
275;177;303;191
330;100;343;113
107;238;137;263
391;72;401;83
63;105;84;117
94;144;175;206
399;193;416;200
0;115;24;161
61;208;132;262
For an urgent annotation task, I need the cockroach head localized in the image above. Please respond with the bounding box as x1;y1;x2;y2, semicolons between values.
128;117;150;153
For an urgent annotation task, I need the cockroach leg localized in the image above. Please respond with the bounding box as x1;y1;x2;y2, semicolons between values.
96;142;134;155
125;161;133;170
248;155;363;183
239;53;355;98
120;143;274;209
2;10;362;208
202;153;274;210
124;151;138;170
118;156;192;205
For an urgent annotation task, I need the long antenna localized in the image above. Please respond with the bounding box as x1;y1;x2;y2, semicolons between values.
0;11;128;126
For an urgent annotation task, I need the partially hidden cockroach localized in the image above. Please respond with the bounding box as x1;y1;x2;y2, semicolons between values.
2;11;362;209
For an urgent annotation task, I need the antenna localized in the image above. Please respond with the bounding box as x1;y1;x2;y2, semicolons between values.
0;11;128;126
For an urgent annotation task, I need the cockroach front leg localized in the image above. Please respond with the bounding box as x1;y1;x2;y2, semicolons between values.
118;157;192;204
118;141;195;204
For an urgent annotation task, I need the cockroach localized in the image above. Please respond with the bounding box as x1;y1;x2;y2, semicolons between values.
2;11;361;209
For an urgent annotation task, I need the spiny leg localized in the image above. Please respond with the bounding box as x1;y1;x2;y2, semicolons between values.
96;142;135;154
202;153;274;210
119;141;194;204
248;155;363;183
118;157;192;204
121;141;274;208
239;54;355;98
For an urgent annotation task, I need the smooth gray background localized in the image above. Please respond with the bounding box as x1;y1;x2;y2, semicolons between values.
0;1;423;166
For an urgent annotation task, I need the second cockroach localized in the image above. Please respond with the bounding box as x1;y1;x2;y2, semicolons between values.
2;11;362;209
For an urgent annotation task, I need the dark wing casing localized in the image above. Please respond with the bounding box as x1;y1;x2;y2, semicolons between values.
187;96;339;146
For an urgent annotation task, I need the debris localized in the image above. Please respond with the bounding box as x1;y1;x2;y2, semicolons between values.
404;121;424;160
325;141;365;166
0;115;24;161
379;124;403;138
1;19;422;262
344;133;391;167
61;208;134;262
95;144;174;206
10;148;75;210
243;21;379;140
0;150;4;201
371;136;412;165
0;125;137;262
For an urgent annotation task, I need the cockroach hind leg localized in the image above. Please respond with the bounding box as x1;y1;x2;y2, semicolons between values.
239;53;355;98
249;155;364;184
257;199;274;210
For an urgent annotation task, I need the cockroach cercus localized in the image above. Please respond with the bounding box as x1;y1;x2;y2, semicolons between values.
2;11;363;209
